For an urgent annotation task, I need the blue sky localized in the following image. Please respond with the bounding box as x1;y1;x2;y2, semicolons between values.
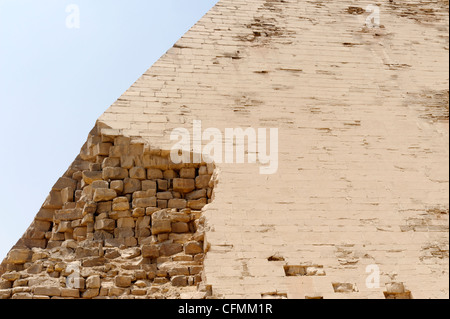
0;0;218;260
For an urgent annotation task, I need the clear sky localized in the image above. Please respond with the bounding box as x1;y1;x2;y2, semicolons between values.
0;0;218;260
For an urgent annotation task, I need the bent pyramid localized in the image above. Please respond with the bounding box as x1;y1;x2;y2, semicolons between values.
1;0;448;299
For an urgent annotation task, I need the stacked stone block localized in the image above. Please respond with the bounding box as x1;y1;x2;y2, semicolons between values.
0;125;216;299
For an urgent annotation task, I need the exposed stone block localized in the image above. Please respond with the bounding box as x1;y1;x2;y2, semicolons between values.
173;179;195;193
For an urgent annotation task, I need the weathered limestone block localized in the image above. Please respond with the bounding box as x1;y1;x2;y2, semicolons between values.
117;217;135;228
195;175;211;189
168;266;190;277
34;221;52;232
91;180;109;189
82;171;103;184
36;208;55;222
52;177;77;191
102;157;120;169
43;191;63;209
93;189;117;202
180;168;196;179
115;275;132;288
136;216;150;229
184;241;203;255
157;200;168;209
144;156;169;170
141;180;157;192
114;228;134;238
57;221;73;233
96;202;112;214
142;245;159;258
134;189;156;199
157;179;168;191
129;167;146;180
171;222;189;233
94;219;115;231
168;199;187;209
73;227;87;240
157;192;173;200
163;170;178;179
188;198;207;210
198;166;207;175
61;187;74;203
186;189;207;201
2;271;20;281
33;286;61;297
93;143;112;157
86;275;101;289
132;197;157;208
160;243;183;256
102;167;128;180
147;168;163;180
110;180;124;193
124;178;141;194
82;257;106;267
54;208;83;221
171;276;188;287
151;220;171;235
7;249;31;265
61;288;80;298
173;179;195;193
112;197;130;211
120;155;135;169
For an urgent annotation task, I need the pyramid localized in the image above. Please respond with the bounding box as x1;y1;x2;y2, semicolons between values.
1;0;448;299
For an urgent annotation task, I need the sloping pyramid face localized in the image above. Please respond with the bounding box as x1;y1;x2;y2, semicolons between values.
1;0;449;299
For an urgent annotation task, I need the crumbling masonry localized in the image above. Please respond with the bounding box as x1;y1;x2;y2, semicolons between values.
1;0;449;299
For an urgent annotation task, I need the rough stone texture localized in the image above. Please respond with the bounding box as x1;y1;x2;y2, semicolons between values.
0;0;448;300
0;134;211;299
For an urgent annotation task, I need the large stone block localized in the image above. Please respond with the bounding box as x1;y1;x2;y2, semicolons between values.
94;219;115;231
184;241;203;255
157;192;173;200
117;217;135;228
151;220;172;235
93;189;117;202
180;168;196;179
160;243;183;256
195;175;211;189
112;197;130;211
33;286;61;297
129;167;146;180
43;191;63;209
115;276;132;288
173;179;195;193
186;189;207;201
132;197;157;208
54;208;83;221
141;180;157;192
102;167;128;180
142;245;159;258
86;275;101;289
187;198;207;210
168;199;187;209
52;177;77;191
82;171;103;184
123;178;141;194
147;168;163;180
